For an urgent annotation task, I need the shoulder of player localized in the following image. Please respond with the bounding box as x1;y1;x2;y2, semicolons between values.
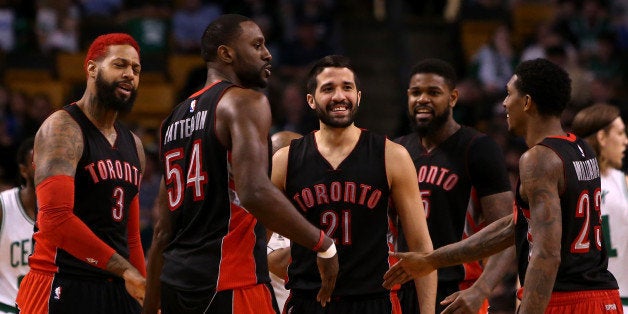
519;145;562;180
221;86;269;107
37;110;83;145
384;139;413;168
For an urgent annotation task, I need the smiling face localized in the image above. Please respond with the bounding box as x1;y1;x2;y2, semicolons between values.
307;67;361;128
92;44;140;113
503;75;528;136
230;21;272;89
600;117;628;171
406;73;456;136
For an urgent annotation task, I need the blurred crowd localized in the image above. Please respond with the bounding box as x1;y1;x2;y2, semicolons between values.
1;0;627;251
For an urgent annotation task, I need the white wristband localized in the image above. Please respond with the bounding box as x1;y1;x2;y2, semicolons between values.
316;242;337;259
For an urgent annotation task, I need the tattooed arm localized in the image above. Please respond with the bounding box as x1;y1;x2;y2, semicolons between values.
34;111;145;303
384;214;514;288
516;145;563;314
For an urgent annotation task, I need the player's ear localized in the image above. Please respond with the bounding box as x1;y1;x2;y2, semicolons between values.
450;89;459;108
86;60;98;79
306;94;315;109
217;45;234;63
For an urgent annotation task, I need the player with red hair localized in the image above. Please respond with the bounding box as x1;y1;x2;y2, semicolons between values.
16;33;146;314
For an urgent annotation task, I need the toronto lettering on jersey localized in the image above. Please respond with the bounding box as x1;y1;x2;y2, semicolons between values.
291;181;383;211
416;165;459;190
84;159;141;186
163;110;208;145
573;158;600;181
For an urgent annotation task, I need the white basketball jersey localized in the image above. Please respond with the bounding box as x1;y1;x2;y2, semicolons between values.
267;232;290;311
0;188;34;311
601;169;628;310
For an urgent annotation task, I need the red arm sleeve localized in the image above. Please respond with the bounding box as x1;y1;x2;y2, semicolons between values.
127;195;146;276
36;175;115;269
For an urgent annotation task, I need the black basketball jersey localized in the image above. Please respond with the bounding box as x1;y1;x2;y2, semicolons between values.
159;81;270;293
284;130;392;296
514;133;618;291
29;103;141;278
395;127;511;283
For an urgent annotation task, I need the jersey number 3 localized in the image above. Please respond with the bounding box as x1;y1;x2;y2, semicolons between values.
164;140;208;211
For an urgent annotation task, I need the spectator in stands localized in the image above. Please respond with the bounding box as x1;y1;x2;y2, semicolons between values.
271;81;318;135
0;3;16;52
80;0;123;17
472;23;517;103
171;0;222;53
586;31;624;82
568;0;613;59
545;44;593;108
278;20;334;80
35;0;80;54
520;22;578;63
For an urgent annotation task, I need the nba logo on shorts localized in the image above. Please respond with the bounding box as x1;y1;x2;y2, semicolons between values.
53;286;62;300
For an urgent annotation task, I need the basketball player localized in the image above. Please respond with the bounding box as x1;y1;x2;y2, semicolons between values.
272;55;436;313
143;15;338;314
394;58;516;313
16;33;146;313
0;138;35;313
384;58;622;313
572;103;628;312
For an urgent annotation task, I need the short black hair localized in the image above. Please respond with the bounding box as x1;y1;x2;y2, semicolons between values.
16;137;34;185
409;58;457;89
16;137;34;166
201;14;252;62
513;58;571;117
306;55;360;95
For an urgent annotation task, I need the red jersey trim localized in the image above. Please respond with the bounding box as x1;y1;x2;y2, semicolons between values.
548;133;577;142
189;80;222;99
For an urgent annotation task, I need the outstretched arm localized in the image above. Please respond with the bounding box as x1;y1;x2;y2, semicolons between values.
386;141;436;313
218;88;338;305
384;213;514;288
517;146;563;313
440;191;516;313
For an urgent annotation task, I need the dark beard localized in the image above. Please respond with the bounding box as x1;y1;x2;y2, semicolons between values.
410;107;450;137
236;64;267;89
95;72;137;113
315;101;357;128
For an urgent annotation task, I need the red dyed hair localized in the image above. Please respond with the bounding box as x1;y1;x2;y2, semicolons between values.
84;33;140;74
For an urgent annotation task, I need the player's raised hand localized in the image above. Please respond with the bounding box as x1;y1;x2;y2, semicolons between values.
316;245;339;307
383;251;435;289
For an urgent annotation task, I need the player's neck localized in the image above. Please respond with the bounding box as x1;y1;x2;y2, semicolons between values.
525;116;565;147
206;67;239;86
421;121;460;151
19;185;36;220
315;124;361;169
76;97;118;132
